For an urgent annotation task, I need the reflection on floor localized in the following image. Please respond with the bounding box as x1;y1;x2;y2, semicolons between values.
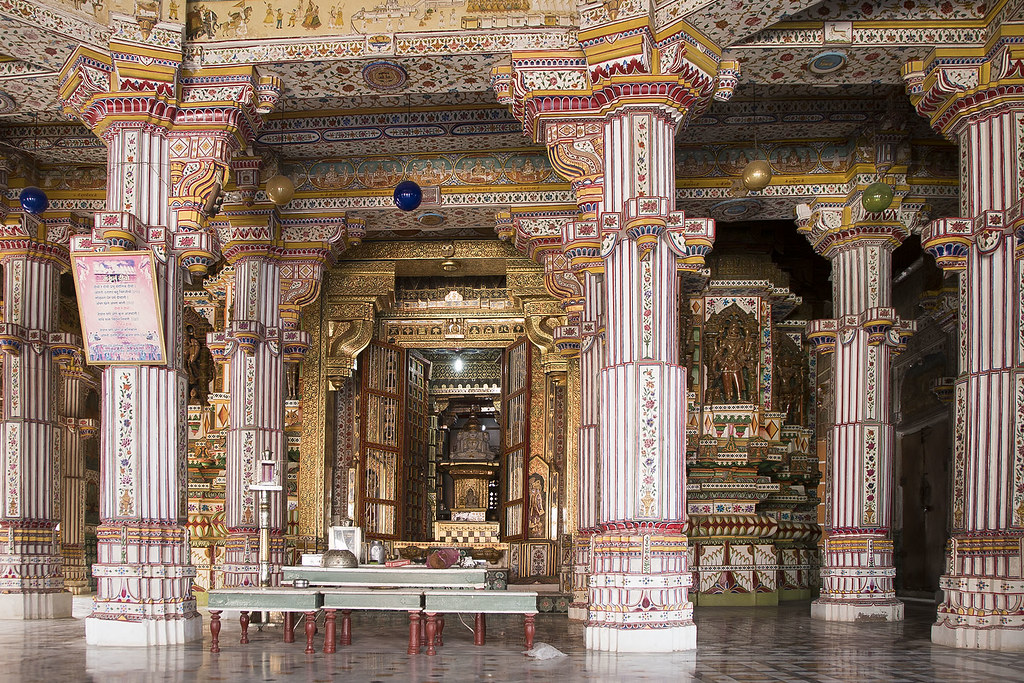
0;596;1021;682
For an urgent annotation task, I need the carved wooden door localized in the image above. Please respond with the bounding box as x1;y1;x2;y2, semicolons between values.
359;340;406;539
500;336;532;541
403;351;430;540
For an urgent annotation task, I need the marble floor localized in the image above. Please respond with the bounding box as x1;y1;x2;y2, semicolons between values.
0;596;1021;682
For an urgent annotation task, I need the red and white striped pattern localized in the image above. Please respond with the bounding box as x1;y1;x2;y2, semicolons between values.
223;253;287;588
928;105;1024;647
0;252;65;599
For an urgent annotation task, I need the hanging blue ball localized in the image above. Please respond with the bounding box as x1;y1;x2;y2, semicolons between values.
393;180;422;212
19;186;48;215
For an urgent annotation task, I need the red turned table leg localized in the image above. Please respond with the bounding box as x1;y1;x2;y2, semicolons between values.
419;612;427;646
473;613;486;646
239;611;250;645
304;611;317;654
524;613;536;650
340;610;352;646
323;609;336;654
283;611;295;643
436;615;445;647
407;611;421;655
425;613;437;656
210;610;222;653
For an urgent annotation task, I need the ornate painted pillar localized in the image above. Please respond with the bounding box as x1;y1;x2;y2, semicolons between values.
215;219;286;587
796;194;919;622
904;32;1024;650
58;351;98;595
0;212;77;619
59;20;278;644
209;209;345;583
494;10;726;647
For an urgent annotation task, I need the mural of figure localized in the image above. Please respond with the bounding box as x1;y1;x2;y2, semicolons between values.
276;7;283;27
288;7;298;25
302;0;321;28
264;2;274;25
528;474;546;538
168;0;179;20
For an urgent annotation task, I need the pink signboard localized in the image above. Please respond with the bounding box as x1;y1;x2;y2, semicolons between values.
71;251;167;365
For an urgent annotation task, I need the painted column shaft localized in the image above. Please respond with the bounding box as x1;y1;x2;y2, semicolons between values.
923;107;1024;651
87;123;200;645
0;252;69;619
59;371;92;594
223;254;286;587
586;107;695;652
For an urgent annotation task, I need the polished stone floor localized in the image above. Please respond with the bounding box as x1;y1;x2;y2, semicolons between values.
0;596;1022;682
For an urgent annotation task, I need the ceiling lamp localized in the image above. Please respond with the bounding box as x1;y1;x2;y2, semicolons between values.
741;160;772;192
862;181;894;213
394;179;422;212
453;355;464;372
266;175;295;206
19;186;48;214
741;83;773;192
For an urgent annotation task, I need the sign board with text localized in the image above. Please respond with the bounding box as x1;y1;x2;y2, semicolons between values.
71;251;167;365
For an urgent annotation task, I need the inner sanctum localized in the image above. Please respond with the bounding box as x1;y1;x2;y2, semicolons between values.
2;0;1024;671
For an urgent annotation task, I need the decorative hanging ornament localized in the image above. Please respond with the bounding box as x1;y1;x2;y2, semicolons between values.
266;174;295;206
393;179;422;212
861;182;894;213
741;159;772;191
19;186;48;215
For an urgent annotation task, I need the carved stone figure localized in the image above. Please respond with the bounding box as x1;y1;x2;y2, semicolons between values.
774;333;808;425
450;416;495;460
704;305;758;405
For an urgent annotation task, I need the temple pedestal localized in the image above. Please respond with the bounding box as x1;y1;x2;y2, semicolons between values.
86;612;203;647
0;592;71;620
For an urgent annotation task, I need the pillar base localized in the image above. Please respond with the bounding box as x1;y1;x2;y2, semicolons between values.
932;621;1024;651
568;605;587;621
85;613;203;646
811;597;903;622
585;623;696;652
694;590;779;607
0;591;72;619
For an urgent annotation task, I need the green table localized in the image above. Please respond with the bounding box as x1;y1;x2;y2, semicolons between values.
207;588;323;654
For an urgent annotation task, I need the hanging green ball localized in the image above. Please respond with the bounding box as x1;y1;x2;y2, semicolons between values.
861;182;894;213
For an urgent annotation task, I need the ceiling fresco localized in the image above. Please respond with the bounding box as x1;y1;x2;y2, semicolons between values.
0;0;985;237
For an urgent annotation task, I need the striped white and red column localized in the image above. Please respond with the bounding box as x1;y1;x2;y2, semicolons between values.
918;108;1024;651
59;357;98;595
0;234;73;619
798;205;912;622
218;245;287;587
584;106;714;652
80;122;204;646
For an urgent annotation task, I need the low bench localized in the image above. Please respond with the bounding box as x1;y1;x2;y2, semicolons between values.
283;565;487;588
422;589;538;655
319;589;428;654
207;588;323;654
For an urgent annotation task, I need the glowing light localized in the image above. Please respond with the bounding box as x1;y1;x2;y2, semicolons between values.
453;356;464;372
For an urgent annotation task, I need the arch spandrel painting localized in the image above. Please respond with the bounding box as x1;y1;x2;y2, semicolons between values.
181;0;577;41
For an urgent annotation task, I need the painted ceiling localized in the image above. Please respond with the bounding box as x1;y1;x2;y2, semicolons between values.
0;0;979;231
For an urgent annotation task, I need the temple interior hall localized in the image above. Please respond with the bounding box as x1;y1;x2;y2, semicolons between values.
2;0;1024;678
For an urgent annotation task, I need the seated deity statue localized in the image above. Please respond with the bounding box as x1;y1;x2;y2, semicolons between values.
450;416;495;461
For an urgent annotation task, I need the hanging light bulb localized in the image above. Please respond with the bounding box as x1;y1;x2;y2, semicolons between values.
741;159;772;191
266;174;295;206
453;355;464;372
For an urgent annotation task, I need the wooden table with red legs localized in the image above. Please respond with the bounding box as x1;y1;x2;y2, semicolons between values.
421;589;538;654
207;588;323;654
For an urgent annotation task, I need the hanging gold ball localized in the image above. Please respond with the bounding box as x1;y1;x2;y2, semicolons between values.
741;160;773;191
266;175;295;206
